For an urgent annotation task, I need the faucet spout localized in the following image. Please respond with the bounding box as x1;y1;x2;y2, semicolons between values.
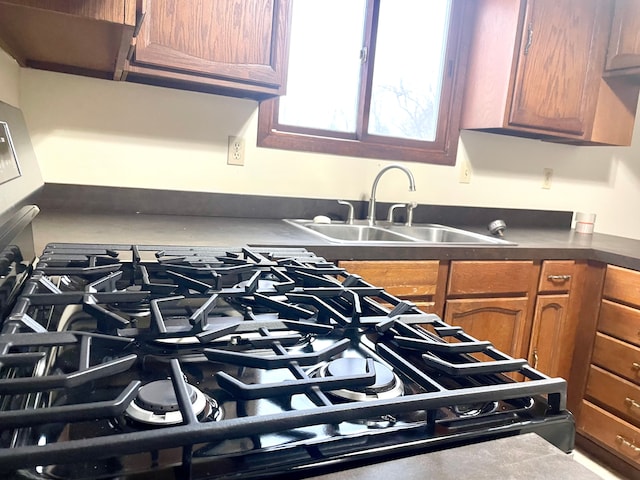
367;164;416;226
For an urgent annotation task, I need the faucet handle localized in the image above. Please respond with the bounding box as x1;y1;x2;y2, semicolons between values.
405;202;418;226
337;200;355;224
387;203;406;223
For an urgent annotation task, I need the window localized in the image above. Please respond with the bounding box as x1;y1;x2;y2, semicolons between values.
258;0;473;165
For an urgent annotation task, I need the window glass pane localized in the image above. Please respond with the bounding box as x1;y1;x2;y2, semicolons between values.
278;0;367;133
369;0;452;141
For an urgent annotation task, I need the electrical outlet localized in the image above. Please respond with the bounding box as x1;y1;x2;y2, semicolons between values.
459;159;472;183
227;136;245;166
542;168;553;189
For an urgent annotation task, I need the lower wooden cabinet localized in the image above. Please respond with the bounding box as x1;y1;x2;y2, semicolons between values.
579;401;640;471
586;365;640;426
528;260;578;380
575;264;640;474
337;258;640;476
528;294;570;377
444;260;539;359
337;260;447;317
443;297;529;358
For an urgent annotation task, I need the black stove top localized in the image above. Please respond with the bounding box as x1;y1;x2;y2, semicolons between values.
0;244;574;479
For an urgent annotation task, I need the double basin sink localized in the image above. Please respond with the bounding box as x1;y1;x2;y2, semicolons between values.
284;219;515;245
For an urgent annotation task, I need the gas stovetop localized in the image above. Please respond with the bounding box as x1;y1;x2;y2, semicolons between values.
0;244;574;479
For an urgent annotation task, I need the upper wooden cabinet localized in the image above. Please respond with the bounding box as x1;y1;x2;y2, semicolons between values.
124;0;291;99
0;0;291;99
462;0;639;146
0;0;137;80
606;0;640;72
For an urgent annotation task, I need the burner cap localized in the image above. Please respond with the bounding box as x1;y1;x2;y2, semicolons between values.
136;380;197;414
321;358;404;401
126;380;208;425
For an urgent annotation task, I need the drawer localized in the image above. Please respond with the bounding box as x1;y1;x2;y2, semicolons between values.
538;260;575;293
592;332;640;385
603;265;640;308
586;364;640;427
599;299;640;347
447;261;535;296
579;400;640;469
338;261;440;297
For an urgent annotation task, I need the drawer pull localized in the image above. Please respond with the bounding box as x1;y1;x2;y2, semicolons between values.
532;349;539;369
633;362;640;371
547;275;571;282
616;435;640;453
625;397;640;412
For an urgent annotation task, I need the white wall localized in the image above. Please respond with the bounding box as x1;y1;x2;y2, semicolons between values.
14;68;640;239
0;49;20;107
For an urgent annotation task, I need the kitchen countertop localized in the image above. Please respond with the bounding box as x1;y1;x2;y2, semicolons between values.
32;211;640;269
302;433;603;480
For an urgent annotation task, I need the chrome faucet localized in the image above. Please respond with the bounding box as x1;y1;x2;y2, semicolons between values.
367;164;416;226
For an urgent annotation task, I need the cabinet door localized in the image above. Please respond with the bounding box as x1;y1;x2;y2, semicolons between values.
606;0;640;71
508;0;609;135
338;260;447;316
529;294;570;378
130;0;290;94
444;297;529;358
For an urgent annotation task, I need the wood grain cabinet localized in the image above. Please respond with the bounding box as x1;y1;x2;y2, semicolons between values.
0;0;137;80
606;0;640;73
577;265;640;472
124;0;291;99
462;0;639;146
528;261;577;380
337;261;448;318
443;261;539;359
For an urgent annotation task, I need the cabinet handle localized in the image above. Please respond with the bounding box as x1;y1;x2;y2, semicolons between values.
632;362;640;371
359;46;368;64
532;349;539;369
547;275;571;282
616;435;640;453
625;397;640;412
524;23;533;55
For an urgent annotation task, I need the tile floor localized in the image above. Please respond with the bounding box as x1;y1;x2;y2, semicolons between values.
572;449;631;480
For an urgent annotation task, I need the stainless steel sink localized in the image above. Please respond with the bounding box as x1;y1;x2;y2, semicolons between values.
284;219;515;245
385;224;513;244
289;222;418;243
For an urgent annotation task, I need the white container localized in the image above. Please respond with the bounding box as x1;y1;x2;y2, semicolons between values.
575;212;596;234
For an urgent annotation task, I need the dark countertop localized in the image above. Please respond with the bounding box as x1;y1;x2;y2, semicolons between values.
32;211;640;269
303;433;602;480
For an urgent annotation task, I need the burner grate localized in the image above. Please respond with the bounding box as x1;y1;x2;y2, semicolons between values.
0;245;573;478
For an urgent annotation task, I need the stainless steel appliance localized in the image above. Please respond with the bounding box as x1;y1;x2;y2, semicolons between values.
0;101;574;479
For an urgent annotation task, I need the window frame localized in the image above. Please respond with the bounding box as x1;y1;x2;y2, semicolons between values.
257;0;475;166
